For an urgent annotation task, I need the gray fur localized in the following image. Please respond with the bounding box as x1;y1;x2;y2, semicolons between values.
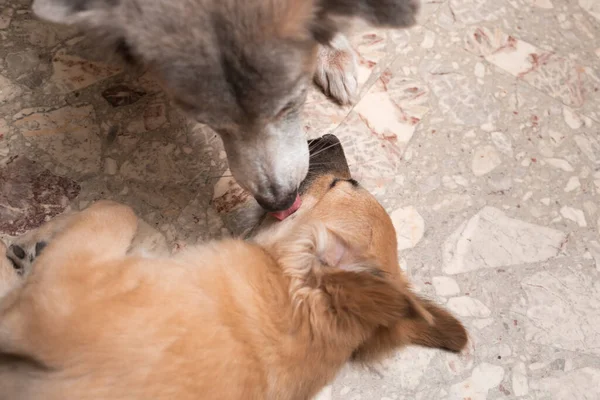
32;0;419;211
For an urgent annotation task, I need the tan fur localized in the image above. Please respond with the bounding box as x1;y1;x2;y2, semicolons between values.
0;175;466;400
0;243;19;299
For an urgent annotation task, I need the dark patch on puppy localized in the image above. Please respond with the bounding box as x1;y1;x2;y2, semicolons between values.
9;245;25;260
300;134;351;194
35;242;48;257
7;257;21;272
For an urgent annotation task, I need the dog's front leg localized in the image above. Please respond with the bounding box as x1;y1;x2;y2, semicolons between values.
314;34;358;106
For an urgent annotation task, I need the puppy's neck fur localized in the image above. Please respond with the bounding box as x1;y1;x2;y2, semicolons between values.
174;238;348;399
251;242;357;399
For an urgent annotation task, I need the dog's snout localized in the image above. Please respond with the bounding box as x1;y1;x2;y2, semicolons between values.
255;187;299;212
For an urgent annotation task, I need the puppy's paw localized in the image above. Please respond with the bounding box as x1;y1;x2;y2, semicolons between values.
6;212;74;276
6;241;47;276
1;241;23;297
314;34;358;106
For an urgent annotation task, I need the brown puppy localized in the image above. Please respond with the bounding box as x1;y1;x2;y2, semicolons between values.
0;161;466;400
31;0;420;212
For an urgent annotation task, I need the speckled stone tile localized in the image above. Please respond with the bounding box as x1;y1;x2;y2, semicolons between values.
1;1;600;399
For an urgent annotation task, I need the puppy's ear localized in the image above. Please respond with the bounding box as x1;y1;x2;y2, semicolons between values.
312;0;420;43
409;297;469;351
284;225;418;335
351;293;469;363
320;269;413;330
32;0;118;25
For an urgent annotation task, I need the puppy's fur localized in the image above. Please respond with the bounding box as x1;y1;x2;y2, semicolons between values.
31;0;420;211
0;175;466;400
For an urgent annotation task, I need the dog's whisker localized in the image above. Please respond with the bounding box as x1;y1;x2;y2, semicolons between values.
307;142;322;151
308;141;343;159
309;140;342;154
203;174;234;184
307;161;345;166
201;137;355;186
207;158;371;185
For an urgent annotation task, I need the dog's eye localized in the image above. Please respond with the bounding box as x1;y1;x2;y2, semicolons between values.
276;100;299;118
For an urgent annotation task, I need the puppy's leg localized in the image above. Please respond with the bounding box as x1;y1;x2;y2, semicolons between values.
6;201;138;274
314;34;358;105
33;200;138;266
5;212;74;278
0;201;138;355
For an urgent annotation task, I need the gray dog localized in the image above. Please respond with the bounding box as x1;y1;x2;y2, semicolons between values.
33;0;419;211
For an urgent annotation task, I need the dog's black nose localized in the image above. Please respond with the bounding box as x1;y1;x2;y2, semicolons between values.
255;188;298;212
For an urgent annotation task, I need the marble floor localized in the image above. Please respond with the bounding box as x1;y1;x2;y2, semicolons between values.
2;0;600;399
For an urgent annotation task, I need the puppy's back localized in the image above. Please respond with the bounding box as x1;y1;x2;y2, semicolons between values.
0;241;283;400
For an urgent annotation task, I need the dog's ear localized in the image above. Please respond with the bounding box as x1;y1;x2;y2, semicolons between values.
32;0;118;25
312;0;420;43
350;294;469;363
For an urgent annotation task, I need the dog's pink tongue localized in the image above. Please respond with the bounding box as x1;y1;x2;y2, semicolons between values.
269;195;302;221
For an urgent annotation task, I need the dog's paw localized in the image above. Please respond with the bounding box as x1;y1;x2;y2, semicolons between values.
314;34;358;106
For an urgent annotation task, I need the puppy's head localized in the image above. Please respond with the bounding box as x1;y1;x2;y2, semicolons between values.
256;134;467;361
32;0;420;212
